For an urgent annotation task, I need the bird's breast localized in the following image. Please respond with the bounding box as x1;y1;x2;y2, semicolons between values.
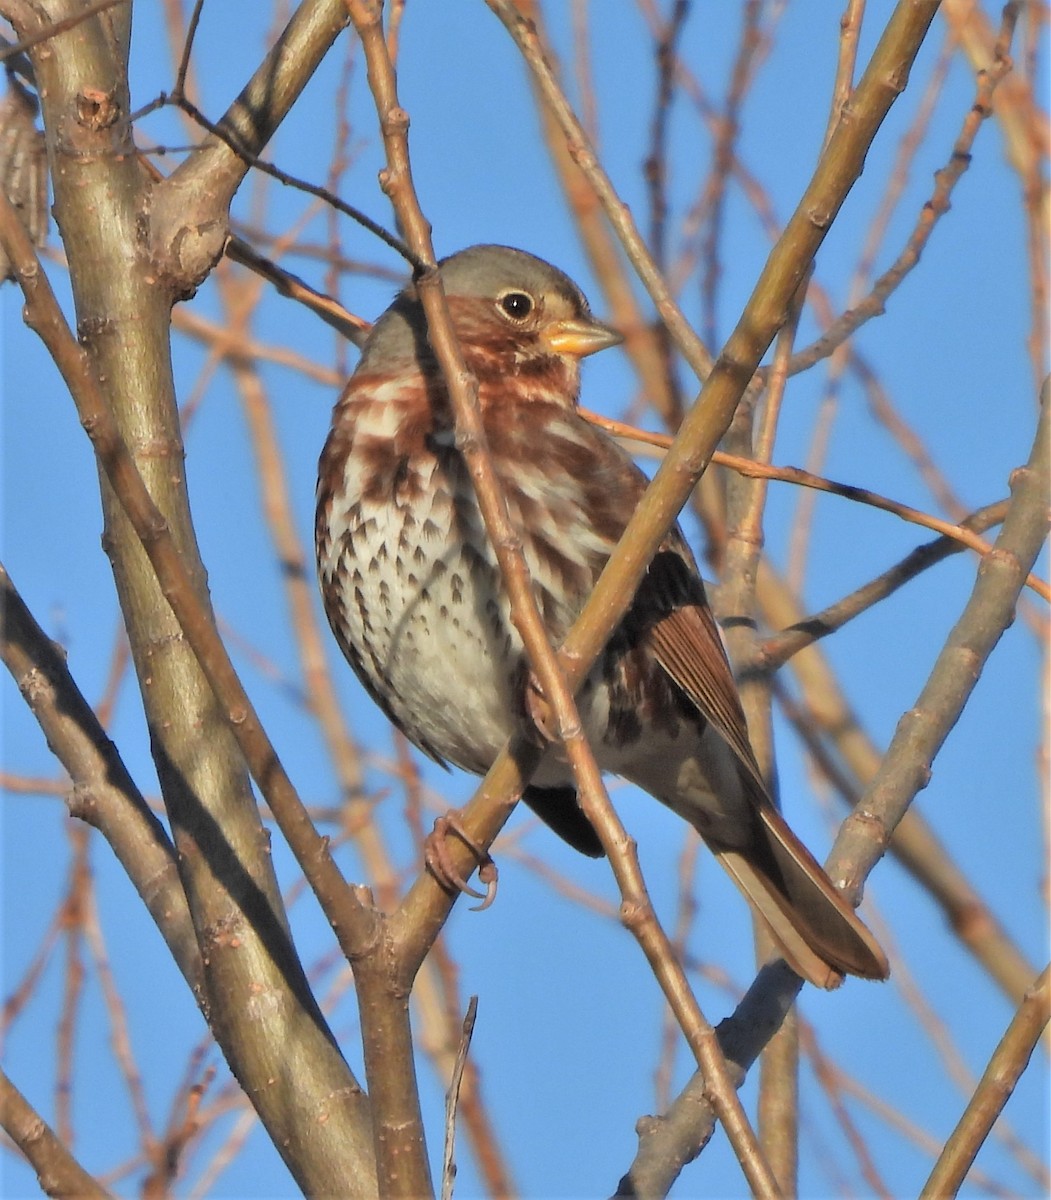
316;390;646;777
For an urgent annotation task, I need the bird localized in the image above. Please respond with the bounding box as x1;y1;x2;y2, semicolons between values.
315;243;888;989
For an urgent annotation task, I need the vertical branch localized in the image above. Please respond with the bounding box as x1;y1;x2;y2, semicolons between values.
2;1;379;1191
346;4;780;1193
724;305;804;1194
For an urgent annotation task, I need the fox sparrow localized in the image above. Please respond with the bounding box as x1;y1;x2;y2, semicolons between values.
316;244;888;988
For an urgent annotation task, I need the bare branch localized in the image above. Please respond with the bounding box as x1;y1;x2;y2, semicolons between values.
0;561;205;1003
149;0;353;285
836;383;1050;878
921;964;1051;1197
0;1069;110;1199
440;995;478;1200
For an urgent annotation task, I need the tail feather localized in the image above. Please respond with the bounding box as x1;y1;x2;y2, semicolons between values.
710;802;889;989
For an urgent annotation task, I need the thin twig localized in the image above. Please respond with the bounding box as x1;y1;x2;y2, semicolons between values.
348;7;786;1194
921;965;1051;1198
782;7;1019;377
0;561;205;1000
762;500;1011;667
0;191;379;978
440;996;478;1200
580;408;1049;601
171;93;412;262
0;0;126;61
223;235;372;345
0;1068;111;1198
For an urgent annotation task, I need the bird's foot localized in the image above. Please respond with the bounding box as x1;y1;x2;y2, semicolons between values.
524;671;560;744
425;812;499;911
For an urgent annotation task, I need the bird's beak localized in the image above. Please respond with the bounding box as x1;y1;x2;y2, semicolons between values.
540;317;623;359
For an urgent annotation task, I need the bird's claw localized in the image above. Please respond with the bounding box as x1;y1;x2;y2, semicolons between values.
524;671;559;744
425;812;499;911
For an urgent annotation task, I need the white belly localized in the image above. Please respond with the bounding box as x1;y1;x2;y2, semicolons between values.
320;454;525;773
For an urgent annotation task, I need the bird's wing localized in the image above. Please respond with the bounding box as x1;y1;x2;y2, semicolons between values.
641;551;890;984
640;551;768;795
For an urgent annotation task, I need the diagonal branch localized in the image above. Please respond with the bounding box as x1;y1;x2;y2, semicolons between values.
0;561;205;1005
834;381;1051;881
344;3;785;1195
0;1068;110;1199
626;382;1048;1189
0;184;377;1193
148;0;352;286
921;963;1051;1198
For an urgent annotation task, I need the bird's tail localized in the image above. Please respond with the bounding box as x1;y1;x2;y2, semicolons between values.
710;800;889;990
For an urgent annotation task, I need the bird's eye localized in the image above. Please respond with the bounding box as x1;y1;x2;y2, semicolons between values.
498;291;534;321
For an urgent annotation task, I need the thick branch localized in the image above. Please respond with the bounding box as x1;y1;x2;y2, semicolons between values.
624;379;1050;1194
3;1;377;1189
149;0;351;286
0;561;204;1004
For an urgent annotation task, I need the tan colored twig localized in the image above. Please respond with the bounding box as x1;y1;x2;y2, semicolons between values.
172;305;342;386
440;995;478;1200
801;1020;896;1198
854;350;969;521
55;827;88;1145
143;1062;213;1197
0;194;378;961
885;918;1045;1179
940;0;1048;244
783;6;1018;378
828;0;866;128
796;1015;1031;1193
80;865;156;1149
0;561;205;1001
790;29;952;592
921;964;1051;1198
0;1067;111;1198
835;381;1050;879
494;0;714;386
618;960;805;1197
345;2;779;1192
224;235;373;345
763;500;1012;666
580;408;1050;602
655;835;701;1114
698;0;767;349
400;742;517;1198
724;301;803;1194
